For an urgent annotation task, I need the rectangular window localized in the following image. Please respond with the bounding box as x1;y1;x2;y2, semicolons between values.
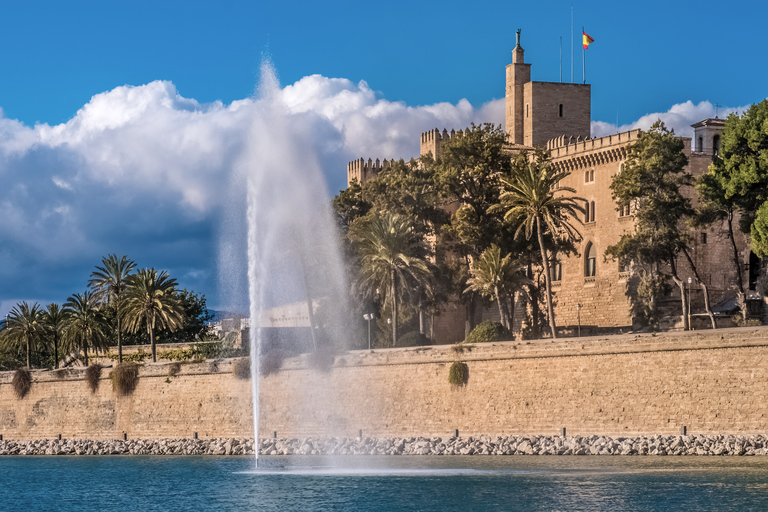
701;232;707;244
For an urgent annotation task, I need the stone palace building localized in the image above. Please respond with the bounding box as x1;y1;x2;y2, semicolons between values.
346;37;757;342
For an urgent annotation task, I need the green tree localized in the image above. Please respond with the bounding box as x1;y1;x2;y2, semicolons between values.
123;268;184;362
156;289;214;343
718;100;768;233
89;254;136;363
1;302;44;369
606;121;716;330
41;303;69;369
350;213;434;346
465;244;529;332
430;124;513;335
491;149;585;338
332;178;371;233
64;292;108;366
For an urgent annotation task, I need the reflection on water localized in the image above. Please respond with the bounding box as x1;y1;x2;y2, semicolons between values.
3;455;768;511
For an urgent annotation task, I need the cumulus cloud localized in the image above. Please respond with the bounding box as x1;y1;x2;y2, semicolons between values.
0;70;752;316
591;100;754;139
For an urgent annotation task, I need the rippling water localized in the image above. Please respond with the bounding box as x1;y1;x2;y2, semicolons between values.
3;455;768;511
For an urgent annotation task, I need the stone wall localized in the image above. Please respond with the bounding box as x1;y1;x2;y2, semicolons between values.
2;327;768;441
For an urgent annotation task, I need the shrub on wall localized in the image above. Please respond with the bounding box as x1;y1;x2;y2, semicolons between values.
110;363;140;396
448;361;469;388
167;362;181;378
465;321;507;344
232;358;251;380
261;350;285;376
308;347;335;373
85;365;102;393
12;368;32;399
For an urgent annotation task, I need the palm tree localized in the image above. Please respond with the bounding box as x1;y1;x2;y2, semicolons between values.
64;292;108;366
41;303;69;369
1;302;44;369
89;254;136;363
350;214;434;346
491;153;584;339
465;244;529;333
123;268;184;362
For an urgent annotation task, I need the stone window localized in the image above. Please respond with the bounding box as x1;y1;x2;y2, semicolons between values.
619;203;631;217
584;200;591;222
585;169;595;183
698;136;703;152
526;104;529;118
700;232;707;244
559;104;564;117
551;261;562;282
713;135;721;157
585;242;596;277
590;201;596;222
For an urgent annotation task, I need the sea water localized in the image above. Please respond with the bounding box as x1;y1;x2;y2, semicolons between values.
3;455;768;511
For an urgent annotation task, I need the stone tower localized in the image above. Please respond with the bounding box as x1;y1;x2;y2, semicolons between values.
505;30;592;147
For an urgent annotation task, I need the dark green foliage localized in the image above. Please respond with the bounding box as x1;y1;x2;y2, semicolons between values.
717;99;768;231
448;361;469;387
332;179;372;232
232;358;251;380
260;350;285;376
110;363;140;396
167;362;181;378
396;331;430;347
307;348;336;373
465;320;507;344
155;290;215;343
85;364;102;393
12;368;32;399
752;201;768;257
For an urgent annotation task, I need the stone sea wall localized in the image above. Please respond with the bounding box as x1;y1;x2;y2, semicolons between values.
3;434;768;456
2;327;768;442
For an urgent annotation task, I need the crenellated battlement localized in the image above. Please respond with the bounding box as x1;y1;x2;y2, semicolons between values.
346;157;394;186
419;127;469;159
546;129;641;156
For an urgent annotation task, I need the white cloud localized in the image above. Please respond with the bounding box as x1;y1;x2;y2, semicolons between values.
591;100;754;139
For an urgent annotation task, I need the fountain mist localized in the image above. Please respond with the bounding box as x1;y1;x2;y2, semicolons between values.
219;61;351;465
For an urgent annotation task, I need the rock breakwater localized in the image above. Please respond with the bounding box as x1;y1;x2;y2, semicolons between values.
2;435;768;456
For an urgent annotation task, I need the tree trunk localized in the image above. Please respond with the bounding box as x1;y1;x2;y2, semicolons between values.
495;288;508;331
82;334;89;366
391;269;398;347
681;248;717;329
117;314;123;364
418;298;424;335
149;325;156;363
54;334;58;370
726;213;748;323
26;337;30;369
536;215;557;339
527;264;540;339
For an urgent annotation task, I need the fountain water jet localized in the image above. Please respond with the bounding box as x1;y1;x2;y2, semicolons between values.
219;60;351;467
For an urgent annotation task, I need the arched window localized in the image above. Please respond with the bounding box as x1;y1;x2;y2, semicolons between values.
590;201;596;222
585;242;596;277
584;200;591;222
585;171;590;183
590;169;595;182
698;136;703;152
713;135;721;156
559;104;564;117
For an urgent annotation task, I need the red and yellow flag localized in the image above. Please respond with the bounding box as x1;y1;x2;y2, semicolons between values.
583;31;594;49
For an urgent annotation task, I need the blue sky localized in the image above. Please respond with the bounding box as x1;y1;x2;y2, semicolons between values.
0;0;764;316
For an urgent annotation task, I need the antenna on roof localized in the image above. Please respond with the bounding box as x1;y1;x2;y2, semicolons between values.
714;102;721;119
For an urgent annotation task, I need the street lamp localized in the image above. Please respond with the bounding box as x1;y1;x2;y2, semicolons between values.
687;277;692;330
363;313;375;350
576;304;582;337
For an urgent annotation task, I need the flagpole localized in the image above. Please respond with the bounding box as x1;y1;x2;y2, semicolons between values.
570;6;573;83
582;26;586;84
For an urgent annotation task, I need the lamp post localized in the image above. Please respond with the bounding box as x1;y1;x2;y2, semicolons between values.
687;277;692;330
363;313;374;350
387;318;392;347
576;303;582;337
